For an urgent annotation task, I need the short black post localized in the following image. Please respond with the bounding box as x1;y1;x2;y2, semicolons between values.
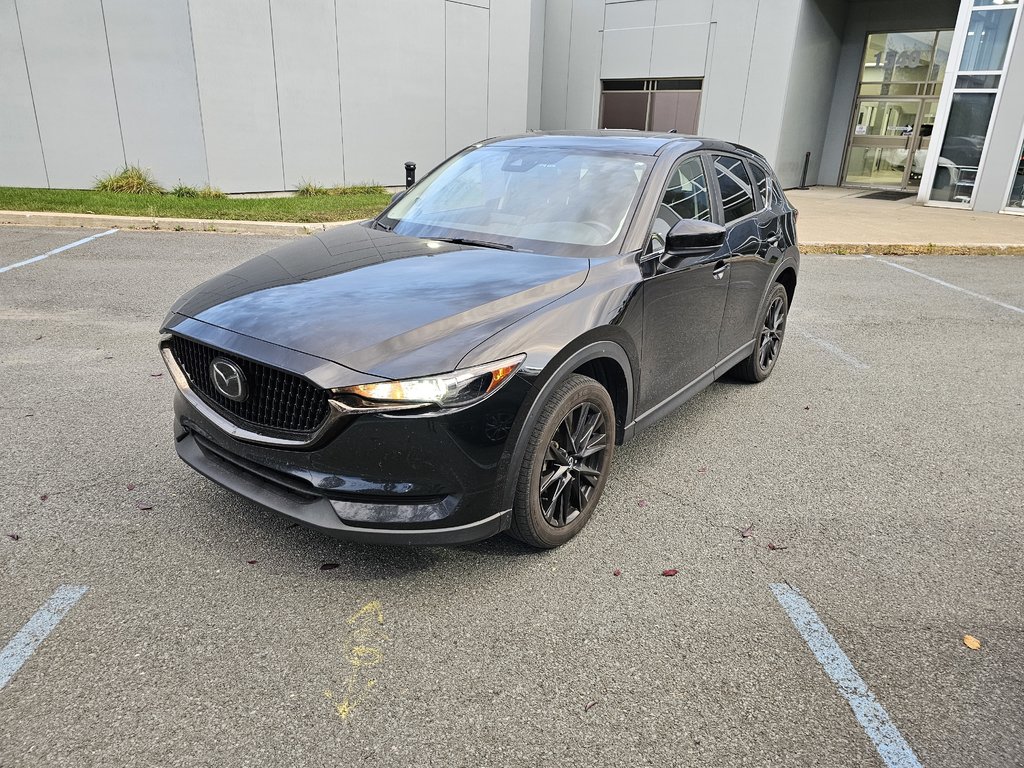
404;162;417;189
798;152;811;190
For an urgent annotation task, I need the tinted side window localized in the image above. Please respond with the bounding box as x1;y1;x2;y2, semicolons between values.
652;156;712;237
712;155;756;223
749;162;771;209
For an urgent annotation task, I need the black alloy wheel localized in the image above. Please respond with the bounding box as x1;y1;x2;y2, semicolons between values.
733;282;789;383
539;401;609;528
511;374;615;548
758;294;787;371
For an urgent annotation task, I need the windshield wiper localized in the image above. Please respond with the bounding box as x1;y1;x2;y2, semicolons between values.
431;236;514;251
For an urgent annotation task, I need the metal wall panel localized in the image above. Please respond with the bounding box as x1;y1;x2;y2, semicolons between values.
270;0;345;188
489;0;537;136
338;0;445;185
605;0;656;29
699;0;758;142
0;0;47;187
189;0;284;192
17;0;124;188
103;0;208;188
565;0;605;128
445;1;489;153
649;24;710;79
540;0;573;129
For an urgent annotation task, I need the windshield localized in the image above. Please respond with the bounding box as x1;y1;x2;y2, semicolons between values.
379;146;651;254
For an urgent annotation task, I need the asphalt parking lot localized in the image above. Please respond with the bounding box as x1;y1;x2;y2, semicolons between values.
1;226;1022;767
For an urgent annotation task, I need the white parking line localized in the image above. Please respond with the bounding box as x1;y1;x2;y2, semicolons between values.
0;228;118;274
0;585;89;691
866;255;1024;315
770;584;922;768
795;328;870;370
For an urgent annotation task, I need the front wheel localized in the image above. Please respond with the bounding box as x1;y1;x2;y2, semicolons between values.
733;282;789;383
510;374;615;548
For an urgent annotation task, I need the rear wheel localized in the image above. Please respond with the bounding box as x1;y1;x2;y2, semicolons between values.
510;374;615;548
733;282;789;383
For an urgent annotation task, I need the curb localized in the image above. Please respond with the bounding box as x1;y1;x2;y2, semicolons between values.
1;211;1021;255
0;210;358;236
802;242;1024;256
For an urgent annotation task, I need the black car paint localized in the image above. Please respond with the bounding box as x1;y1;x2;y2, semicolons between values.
162;131;799;544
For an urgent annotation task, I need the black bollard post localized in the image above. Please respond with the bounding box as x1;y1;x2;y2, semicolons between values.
405;162;417;189
798;152;811;190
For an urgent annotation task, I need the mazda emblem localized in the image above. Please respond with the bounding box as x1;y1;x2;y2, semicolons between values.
209;357;248;402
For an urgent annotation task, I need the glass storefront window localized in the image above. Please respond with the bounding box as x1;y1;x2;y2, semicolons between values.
858;31;947;97
1007;136;1024;210
928;92;996;202
960;9;1016;71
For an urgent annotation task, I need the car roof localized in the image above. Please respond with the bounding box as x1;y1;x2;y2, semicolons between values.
481;130;762;159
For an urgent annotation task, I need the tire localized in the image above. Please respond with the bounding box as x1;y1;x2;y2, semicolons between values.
732;282;789;383
509;374;615;548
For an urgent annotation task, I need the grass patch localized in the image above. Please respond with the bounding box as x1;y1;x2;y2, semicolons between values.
0;186;392;223
95;165;164;195
296;181;388;197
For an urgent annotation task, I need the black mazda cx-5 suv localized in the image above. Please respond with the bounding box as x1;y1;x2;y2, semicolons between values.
161;131;799;548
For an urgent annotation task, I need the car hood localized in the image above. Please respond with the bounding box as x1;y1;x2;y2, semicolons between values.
167;224;589;379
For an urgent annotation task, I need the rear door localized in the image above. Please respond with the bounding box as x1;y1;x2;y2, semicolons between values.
710;154;775;358
637;153;730;413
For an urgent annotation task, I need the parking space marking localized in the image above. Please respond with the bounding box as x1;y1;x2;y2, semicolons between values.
0;228;118;274
866;255;1024;315
771;584;922;768
795;328;870;370
0;585;89;691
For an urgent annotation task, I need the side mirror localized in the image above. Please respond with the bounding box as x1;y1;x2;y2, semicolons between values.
665;219;727;258
390;190;406;205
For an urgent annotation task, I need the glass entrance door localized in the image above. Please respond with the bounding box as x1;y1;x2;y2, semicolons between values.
844;98;938;190
842;30;952;191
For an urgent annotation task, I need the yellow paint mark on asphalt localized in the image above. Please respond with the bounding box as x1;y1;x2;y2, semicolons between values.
327;600;389;720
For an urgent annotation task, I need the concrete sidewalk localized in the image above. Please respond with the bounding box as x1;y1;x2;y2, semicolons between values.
2;185;1022;253
788;186;1023;254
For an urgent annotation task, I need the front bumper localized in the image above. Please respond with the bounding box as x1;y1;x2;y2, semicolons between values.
170;368;528;545
176;430;510;544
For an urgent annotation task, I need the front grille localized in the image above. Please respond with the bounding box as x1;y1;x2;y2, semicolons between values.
169;335;330;433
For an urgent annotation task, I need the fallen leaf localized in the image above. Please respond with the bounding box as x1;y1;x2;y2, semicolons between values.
584;700;598;712
135;500;153;510
126;483;136;491
613;569;622;577
767;542;788;551
246;560;258;565
39;493;49;502
963;635;981;650
697;466;708;475
34;335;43;341
662;569;679;577
7;533;19;541
104;355;114;360
320;563;340;571
150;372;164;378
740;524;754;539
637;499;648;507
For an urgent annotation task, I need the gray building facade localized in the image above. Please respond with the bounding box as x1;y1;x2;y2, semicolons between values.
2;0;1022;215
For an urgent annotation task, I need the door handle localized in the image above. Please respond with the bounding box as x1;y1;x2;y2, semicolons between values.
712;261;729;280
765;233;781;246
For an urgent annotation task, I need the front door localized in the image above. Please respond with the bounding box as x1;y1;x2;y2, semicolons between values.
638;154;729;413
843;98;939;191
841;30;952;191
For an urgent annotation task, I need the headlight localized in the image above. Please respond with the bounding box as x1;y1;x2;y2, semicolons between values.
331;354;525;413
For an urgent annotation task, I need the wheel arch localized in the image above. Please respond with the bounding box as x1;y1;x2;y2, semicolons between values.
496;336;636;512
775;265;797;305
